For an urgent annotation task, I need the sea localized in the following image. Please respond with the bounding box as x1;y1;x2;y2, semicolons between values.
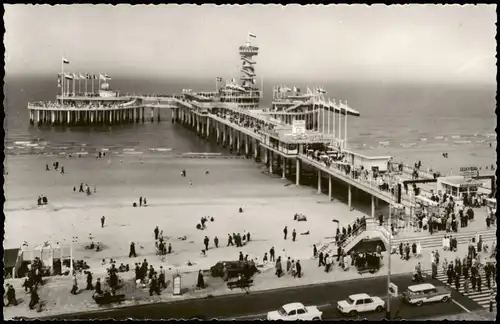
4;75;497;172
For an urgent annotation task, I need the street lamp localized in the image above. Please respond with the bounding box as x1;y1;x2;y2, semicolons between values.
386;203;392;320
70;236;78;275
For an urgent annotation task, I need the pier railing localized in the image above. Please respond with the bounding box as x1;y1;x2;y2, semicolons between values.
299;154;415;208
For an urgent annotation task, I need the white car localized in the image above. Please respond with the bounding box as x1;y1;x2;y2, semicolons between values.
267;302;323;321
337;293;386;317
401;283;452;306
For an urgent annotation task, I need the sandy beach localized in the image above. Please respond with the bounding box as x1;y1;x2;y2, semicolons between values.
5;154;370;273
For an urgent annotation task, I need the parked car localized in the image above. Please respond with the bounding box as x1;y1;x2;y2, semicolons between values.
267;302;323;321
401;283;451;306
337;293;385;316
210;260;258;281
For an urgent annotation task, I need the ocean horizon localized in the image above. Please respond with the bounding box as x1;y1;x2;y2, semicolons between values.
4;75;496;170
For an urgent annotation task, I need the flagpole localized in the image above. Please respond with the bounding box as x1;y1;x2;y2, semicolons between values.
261;76;263;99
61;58;64;106
98;72;101;92
327;99;331;136
339;100;342;148
85;76;88;95
78;75;81;96
322;102;325;135
333;99;336;139
92;75;95;95
216;77;218;93
344;101;348;150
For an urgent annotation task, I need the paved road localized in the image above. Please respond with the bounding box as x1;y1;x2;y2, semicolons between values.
42;273;482;320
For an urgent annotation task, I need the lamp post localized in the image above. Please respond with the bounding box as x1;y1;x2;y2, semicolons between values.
386;203;392;320
70;236;78;275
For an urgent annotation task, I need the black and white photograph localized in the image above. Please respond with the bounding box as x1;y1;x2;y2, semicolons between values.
3;4;497;321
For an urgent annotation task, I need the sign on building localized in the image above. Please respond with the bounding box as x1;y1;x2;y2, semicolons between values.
460;166;479;180
292;120;306;135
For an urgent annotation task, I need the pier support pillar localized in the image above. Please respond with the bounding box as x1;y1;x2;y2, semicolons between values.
109;110;113;124
254;142;258;160
67;111;71;125
269;151;273;174
282;157;286;179
371;195;375;218
90;111;94;123
375;197;379;207
264;149;269;164
317;170;322;194
51;111;55;125
245;136;249;157
229;130;233;148
236;133;240;154
141;108;145;123
29;110;34;125
206;118;210;138
37;110;41;125
150;108;154;122
157;108;160;123
296;159;301;186
348;184;352;211
328;175;332;201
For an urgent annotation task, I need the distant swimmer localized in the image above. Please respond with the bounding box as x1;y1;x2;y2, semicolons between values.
190;180;193;187
181;170;186;177
205;170;209;175
46;164;50;171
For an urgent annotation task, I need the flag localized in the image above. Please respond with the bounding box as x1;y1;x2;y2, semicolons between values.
93;74;97;80
99;73;106;81
79;73;85;79
105;74;111;80
62;57;70;64
73;73;79;80
248;32;256;38
332;219;339;223
65;73;73;80
294;86;300;93
285;87;292;92
317;88;327;94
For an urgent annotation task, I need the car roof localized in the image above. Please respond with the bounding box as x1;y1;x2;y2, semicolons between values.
282;302;305;311
349;293;371;300
408;283;436;292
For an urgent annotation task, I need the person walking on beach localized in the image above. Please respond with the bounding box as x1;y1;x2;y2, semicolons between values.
129;242;137;258
101;216;105;228
295;260;302;278
292;229;297;242
168;243;172;254
46;164;50;171
79;182;84;193
214;236;219;248
227;234;234;246
86;271;93;290
154;226;159;240
70;273;78;295
275;256;283;278
313;244;317;258
283;226;288;240
270;247;275;262
61;166;65;174
204;236;209;251
139;197;143;207
143;197;147;206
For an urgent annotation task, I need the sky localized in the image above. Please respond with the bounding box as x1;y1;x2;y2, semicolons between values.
4;4;497;84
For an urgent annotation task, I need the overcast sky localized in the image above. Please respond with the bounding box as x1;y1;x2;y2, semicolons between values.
4;4;496;84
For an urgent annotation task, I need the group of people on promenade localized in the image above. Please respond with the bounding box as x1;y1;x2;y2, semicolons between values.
431;234;497;292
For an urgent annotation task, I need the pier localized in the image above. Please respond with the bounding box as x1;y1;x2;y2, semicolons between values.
28;33;493;223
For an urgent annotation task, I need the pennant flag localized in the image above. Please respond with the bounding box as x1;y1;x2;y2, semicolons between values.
79;73;85;79
332;219;339;223
99;73;106;81
248;32;256;38
105;74;111;80
317;88;327;94
73;73;79;80
86;74;92;80
65;73;74;80
62;57;70;64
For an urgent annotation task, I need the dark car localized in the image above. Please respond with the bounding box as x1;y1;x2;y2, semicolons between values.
210;260;259;281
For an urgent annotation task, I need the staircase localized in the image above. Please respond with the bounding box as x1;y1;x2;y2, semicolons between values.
316;217;375;257
392;229;497;250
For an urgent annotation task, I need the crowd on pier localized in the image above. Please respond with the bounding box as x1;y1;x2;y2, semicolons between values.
29;100;132;110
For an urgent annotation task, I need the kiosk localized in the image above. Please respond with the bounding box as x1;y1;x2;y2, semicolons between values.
436;176;484;202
